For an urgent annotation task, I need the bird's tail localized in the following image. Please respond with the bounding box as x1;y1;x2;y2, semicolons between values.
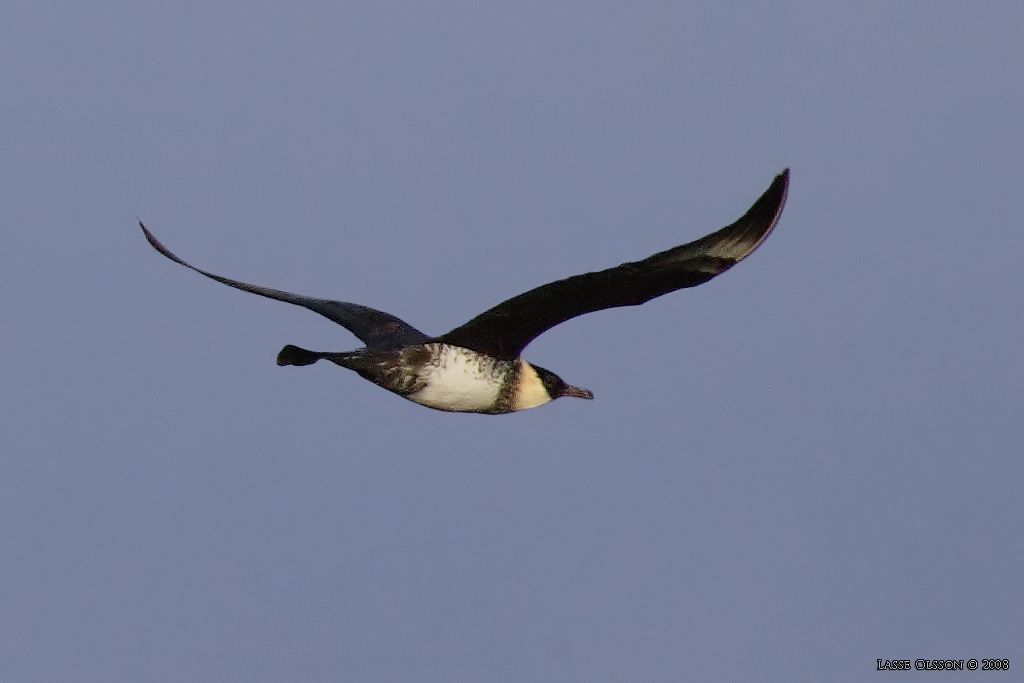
277;344;323;366
277;344;366;369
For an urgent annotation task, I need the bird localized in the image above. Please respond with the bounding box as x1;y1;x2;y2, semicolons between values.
140;169;788;414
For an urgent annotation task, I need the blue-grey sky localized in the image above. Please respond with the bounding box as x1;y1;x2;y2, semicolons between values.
3;2;1022;681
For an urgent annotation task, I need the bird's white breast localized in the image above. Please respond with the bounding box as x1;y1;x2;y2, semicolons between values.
407;345;509;412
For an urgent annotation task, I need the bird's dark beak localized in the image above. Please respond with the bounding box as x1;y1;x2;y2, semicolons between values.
563;384;594;400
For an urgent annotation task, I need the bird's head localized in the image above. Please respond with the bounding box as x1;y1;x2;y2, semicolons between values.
531;364;594;402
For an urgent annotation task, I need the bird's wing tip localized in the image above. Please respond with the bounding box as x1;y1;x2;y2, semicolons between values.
137;220;191;268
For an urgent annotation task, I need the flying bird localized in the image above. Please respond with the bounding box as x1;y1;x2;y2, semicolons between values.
140;169;788;414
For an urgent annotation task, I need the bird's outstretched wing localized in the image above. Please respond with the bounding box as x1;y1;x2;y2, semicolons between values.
438;169;789;359
139;222;430;350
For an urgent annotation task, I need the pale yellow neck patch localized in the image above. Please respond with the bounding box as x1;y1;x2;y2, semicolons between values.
512;360;552;411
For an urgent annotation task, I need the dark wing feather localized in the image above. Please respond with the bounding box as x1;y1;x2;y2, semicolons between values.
438;169;789;359
139;222;430;350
